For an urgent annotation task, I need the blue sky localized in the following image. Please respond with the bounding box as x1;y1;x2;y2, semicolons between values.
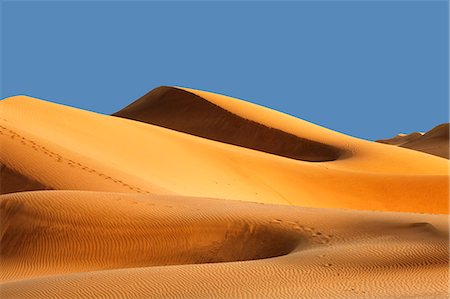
1;1;448;140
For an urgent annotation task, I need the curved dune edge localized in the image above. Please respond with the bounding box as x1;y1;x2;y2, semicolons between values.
113;86;343;162
114;85;449;174
1;191;448;298
377;123;449;159
178;87;448;168
0;95;449;213
0;191;302;281
0;164;52;194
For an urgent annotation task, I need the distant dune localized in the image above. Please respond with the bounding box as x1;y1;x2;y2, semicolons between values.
377;123;449;159
1;87;449;298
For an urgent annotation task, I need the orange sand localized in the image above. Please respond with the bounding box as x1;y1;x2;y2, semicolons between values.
1;90;448;213
1;87;449;298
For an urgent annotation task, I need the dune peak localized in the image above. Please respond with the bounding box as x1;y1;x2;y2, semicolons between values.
113;86;342;162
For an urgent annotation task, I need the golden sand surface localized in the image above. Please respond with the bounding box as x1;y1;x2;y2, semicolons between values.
1;87;449;298
1;91;448;213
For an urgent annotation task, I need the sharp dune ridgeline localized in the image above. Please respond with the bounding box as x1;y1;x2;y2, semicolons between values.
112;86;342;162
1;86;449;298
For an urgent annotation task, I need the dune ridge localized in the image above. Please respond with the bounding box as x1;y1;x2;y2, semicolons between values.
377;123;449;159
113;86;342;162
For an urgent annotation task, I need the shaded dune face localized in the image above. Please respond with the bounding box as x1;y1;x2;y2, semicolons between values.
113;86;342;162
0;164;51;194
377;123;449;159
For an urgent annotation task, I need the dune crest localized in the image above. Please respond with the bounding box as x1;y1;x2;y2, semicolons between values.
113;86;342;162
377;123;449;159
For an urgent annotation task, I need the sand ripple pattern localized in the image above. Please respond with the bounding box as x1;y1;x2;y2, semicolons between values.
1;191;448;298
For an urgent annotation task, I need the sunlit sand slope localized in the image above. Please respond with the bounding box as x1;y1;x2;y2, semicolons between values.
1;191;448;298
378;123;449;159
1;94;448;213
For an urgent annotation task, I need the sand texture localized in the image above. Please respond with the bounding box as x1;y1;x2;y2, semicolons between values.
1;191;448;298
1;87;449;298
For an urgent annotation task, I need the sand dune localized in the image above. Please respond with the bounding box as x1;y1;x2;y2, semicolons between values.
377;132;424;146
1;88;449;298
0;191;301;281
377;123;449;159
113;86;342;162
1;191;448;298
1;92;448;213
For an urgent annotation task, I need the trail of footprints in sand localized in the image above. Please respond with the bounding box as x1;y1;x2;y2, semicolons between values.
270;218;333;245
0;124;150;194
270;219;336;269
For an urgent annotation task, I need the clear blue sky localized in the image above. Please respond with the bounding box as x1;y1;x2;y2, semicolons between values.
1;1;448;140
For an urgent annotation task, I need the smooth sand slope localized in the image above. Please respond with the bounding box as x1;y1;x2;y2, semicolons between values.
1;90;448;213
1;191;448;298
377;123;449;159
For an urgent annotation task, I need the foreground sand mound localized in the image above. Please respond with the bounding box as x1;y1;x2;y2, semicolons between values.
113;86;342;162
1;191;448;298
0;191;301;281
377;123;449;159
1;94;448;213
